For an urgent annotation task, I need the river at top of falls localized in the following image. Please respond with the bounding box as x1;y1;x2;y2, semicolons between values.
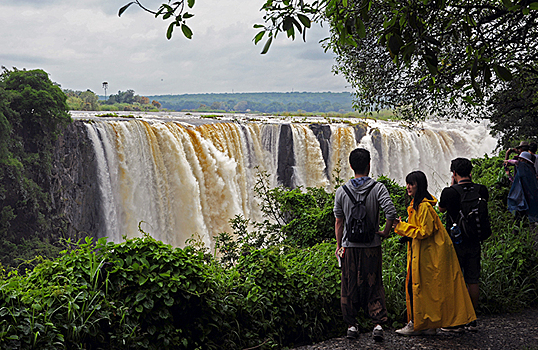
71;111;497;248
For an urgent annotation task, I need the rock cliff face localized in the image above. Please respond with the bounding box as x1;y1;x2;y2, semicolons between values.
50;121;103;240
310;124;332;177
277;124;295;188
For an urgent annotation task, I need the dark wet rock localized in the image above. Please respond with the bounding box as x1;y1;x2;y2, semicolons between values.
310;123;332;177
277;124;295;188
50;121;103;240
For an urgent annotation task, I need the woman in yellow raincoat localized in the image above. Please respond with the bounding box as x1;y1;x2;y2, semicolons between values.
393;171;476;335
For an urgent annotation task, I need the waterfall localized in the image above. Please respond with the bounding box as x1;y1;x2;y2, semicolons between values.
76;112;496;247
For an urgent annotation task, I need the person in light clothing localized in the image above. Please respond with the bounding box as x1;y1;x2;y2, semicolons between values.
334;148;397;342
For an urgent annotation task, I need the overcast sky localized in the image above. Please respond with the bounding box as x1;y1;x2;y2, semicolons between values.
0;0;350;96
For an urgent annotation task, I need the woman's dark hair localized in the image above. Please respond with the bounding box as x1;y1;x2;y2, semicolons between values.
406;170;433;211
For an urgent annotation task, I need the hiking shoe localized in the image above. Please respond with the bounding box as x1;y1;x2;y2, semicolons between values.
346;325;358;339
441;325;465;333
396;321;421;336
372;324;383;342
465;320;478;332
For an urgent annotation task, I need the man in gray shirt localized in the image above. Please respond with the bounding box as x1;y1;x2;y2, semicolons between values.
334;148;397;342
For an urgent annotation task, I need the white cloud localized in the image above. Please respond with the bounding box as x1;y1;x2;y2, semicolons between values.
0;0;349;96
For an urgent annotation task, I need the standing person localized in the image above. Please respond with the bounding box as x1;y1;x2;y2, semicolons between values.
504;151;538;224
393;171;476;336
505;141;529;160
439;158;491;332
333;148;397;342
505;141;529;182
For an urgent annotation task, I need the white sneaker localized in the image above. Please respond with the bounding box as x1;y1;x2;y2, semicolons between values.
346;325;358;339
373;324;383;342
396;321;429;336
396;321;417;335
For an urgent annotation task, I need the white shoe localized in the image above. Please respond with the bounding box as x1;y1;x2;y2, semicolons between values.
346;325;358;339
373;324;383;342
396;321;419;336
395;321;435;336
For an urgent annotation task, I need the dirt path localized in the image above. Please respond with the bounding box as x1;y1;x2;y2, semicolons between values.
293;308;538;350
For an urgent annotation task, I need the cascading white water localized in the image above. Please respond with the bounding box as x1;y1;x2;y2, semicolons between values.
77;112;496;248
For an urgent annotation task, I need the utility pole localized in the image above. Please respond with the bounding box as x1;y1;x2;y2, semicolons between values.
102;82;108;100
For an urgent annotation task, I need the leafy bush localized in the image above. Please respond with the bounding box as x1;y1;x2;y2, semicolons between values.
0;68;71;270
0;234;345;349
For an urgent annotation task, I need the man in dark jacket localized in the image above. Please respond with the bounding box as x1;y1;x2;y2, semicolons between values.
333;148;396;342
439;158;490;332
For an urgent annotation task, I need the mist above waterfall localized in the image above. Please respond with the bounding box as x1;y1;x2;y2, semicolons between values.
73;111;497;248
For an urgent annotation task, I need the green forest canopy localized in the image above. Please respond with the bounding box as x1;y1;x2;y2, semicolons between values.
146;91;354;113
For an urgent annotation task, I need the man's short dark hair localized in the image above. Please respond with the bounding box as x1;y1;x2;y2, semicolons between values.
450;158;473;177
349;148;370;175
530;143;537;153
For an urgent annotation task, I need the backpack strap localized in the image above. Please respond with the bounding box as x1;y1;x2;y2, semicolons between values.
342;184;357;205
342;182;376;204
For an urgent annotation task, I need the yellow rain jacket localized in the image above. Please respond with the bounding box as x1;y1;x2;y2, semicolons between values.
395;196;476;331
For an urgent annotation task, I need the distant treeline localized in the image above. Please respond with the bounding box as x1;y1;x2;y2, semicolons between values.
146;92;354;113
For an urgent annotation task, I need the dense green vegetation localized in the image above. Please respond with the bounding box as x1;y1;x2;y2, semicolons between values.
147;92;354;113
65;90;355;114
65;89;162;112
1;153;536;349
488;68;538;148
0;68;71;270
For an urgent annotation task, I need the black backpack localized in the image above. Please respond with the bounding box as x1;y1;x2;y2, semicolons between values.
342;183;376;243
451;184;492;242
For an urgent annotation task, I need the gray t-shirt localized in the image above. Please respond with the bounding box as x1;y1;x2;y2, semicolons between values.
334;177;397;248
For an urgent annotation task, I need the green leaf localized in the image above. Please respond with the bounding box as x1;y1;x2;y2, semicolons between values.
166;22;174;40
181;24;193;39
471;58;478;79
118;2;135;17
424;36;441;47
493;65;513;81
502;0;513;8
188;0;195;8
297;14;311;28
283;16;293;31
183;12;194;19
388;34;403;56
291;17;303;34
261;36;273;54
355;18;366;38
530;2;538;10
136;292;146;302
254;31;265;44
